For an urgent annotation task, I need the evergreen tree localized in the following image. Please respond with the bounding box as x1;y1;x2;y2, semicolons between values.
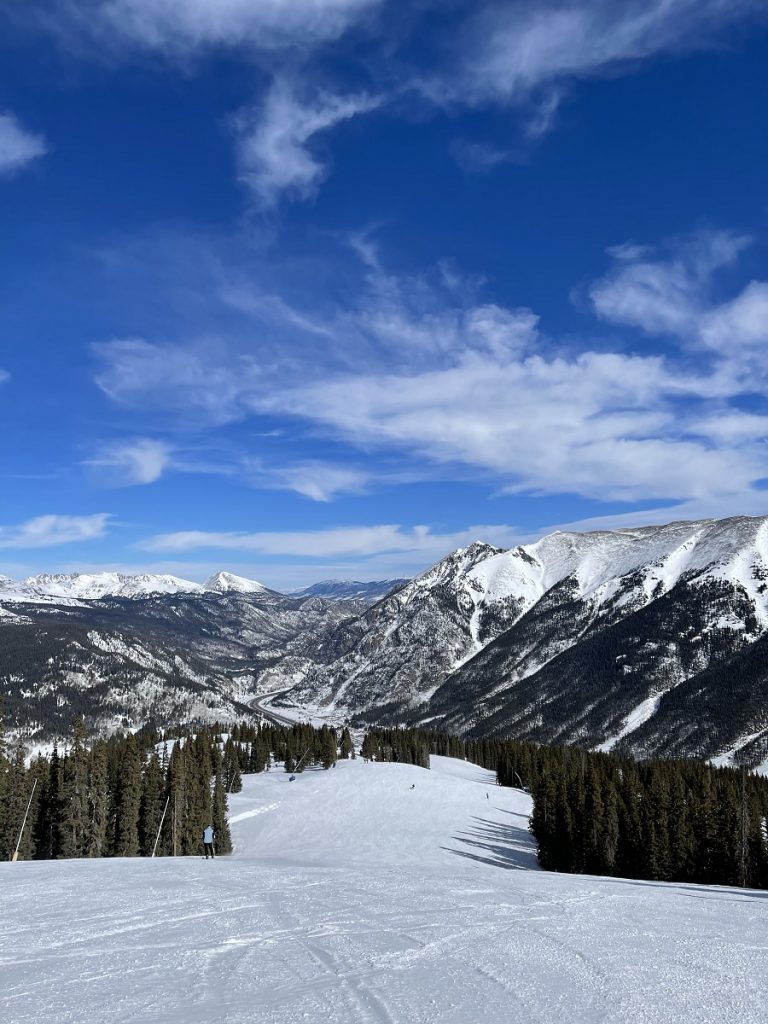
321;728;337;769
84;741;111;858
113;734;142;857
340;727;355;760
211;770;232;855
34;743;61;860
58;718;90;858
139;751;166;857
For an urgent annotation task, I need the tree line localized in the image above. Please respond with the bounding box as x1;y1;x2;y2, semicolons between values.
527;744;768;888
1;716;354;861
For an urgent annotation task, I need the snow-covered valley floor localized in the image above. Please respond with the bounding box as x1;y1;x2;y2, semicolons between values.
3;755;768;1023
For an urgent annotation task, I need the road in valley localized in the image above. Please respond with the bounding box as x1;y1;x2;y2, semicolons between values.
248;690;302;727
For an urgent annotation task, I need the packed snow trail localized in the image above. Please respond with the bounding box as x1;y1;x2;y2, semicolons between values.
2;757;768;1023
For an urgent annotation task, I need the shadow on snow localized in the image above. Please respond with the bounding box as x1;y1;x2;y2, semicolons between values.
443;811;539;871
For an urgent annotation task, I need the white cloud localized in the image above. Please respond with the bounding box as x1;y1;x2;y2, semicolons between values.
233;79;381;206
266;354;764;504
589;232;768;396
85;438;173;485
699;281;768;353
138;522;522;559
440;0;765;109
0;514;111;549
94;337;260;424
0;113;47;176
0;369;9;384
589;230;749;337
93;232;768;511
258;462;372;502
36;0;381;55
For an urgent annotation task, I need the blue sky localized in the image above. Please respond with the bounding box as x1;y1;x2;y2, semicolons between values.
2;0;768;588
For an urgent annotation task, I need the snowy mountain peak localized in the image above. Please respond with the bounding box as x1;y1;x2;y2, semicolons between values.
203;571;266;594
0;571;203;604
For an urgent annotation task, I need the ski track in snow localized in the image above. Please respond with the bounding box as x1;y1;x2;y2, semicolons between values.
3;756;768;1023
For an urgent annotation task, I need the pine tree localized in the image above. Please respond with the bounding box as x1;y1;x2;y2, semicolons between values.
223;738;242;793
113;734;142;857
321;728;337;770
139;751;166;857
211;770;232;855
84;741;111;858
33;743;61;859
167;741;187;857
340;727;354;760
58;718;90;858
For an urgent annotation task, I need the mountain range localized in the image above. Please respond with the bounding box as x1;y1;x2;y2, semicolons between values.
0;571;405;605
3;515;768;770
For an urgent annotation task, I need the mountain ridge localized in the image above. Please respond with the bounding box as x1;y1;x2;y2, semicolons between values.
4;513;768;768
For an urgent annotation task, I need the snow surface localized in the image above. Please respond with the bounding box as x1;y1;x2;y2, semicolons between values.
595;694;664;753
3;755;768;1023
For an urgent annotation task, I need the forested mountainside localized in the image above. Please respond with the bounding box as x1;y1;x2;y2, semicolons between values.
0;588;361;738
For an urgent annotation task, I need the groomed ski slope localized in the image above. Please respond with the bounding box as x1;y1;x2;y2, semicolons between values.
3;756;768;1024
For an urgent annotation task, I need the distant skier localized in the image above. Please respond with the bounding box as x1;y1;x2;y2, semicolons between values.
203;824;215;859
410;783;415;789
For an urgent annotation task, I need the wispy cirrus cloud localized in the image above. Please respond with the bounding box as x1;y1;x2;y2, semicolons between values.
16;0;382;56
81;423;381;502
84;438;173;485
92;225;768;513
588;230;750;337
248;461;373;502
0;514;111;549
0;113;47;176
588;230;768;386
138;522;521;559
9;1;765;209
431;0;766;108
233;78;382;207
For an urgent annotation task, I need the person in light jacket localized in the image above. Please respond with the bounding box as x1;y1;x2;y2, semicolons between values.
203;824;216;859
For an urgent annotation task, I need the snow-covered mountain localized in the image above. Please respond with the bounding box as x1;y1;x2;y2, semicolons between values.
5;514;768;767
0;583;362;739
286;516;768;769
0;569;267;604
203;571;267;594
291;578;408;603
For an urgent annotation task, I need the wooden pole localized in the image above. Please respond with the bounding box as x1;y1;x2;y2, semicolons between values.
152;795;170;858
11;778;37;862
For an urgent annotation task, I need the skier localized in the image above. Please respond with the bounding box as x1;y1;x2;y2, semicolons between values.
203;824;216;859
